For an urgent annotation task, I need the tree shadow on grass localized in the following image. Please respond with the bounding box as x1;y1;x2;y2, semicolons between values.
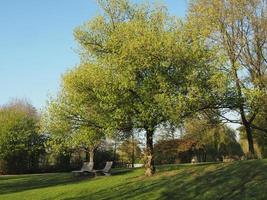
62;160;267;200
0;173;90;195
111;168;135;175
159;160;267;200
62;166;194;200
0;168;137;196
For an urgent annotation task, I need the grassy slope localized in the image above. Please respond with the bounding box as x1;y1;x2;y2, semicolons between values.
0;160;267;200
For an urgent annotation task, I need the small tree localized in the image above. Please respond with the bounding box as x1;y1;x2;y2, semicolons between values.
0;100;44;174
42;67;107;164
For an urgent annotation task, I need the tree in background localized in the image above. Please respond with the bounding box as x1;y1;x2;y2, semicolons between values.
0;100;45;174
253;106;267;157
154;138;206;164
41;67;107;164
183;113;243;161
188;0;267;157
118;137;142;167
240;97;267;157
155;122;180;141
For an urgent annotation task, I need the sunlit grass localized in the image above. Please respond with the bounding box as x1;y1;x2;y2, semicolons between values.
0;160;267;200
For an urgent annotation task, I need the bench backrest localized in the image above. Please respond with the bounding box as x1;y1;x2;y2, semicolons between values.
81;162;94;172
103;161;113;172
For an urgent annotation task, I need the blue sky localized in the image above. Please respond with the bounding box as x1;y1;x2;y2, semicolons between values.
0;0;187;110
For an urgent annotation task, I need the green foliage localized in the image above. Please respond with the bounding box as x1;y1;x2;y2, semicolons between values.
155;122;181;141
0;100;45;174
72;0;225;176
117;138;142;164
73;0;223;132
41;65;107;159
51;0;228;175
183;114;243;160
188;0;267;155
94;148;115;169
240;99;267;158
154;138;206;164
253;123;267;158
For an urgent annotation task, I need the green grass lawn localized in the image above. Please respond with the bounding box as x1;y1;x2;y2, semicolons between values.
1;159;267;200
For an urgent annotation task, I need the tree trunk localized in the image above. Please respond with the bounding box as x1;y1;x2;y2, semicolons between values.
244;123;255;157
85;149;89;161
240;103;255;157
131;133;135;168
113;141;117;162
88;149;94;163
145;128;155;176
233;66;256;157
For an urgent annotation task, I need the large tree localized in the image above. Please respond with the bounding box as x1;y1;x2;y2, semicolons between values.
188;0;267;156
73;0;222;175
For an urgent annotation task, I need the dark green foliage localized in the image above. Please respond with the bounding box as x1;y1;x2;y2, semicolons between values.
94;149;114;169
239;99;267;158
154;139;206;164
0;100;46;174
183;115;244;161
117;138;142;165
251;102;267;158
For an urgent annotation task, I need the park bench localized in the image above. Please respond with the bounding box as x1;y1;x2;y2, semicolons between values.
72;162;94;176
92;161;113;176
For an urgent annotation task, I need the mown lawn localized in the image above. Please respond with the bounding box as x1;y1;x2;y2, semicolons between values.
1;159;267;200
